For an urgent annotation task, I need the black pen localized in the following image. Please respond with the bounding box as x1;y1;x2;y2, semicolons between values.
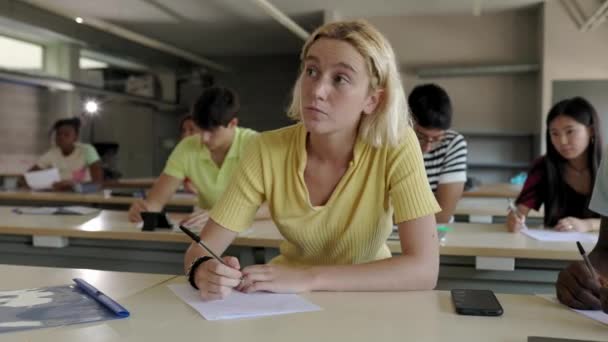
179;225;229;267
576;241;598;281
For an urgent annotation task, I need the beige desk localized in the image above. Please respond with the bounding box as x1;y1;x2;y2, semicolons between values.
463;183;522;198
0;207;592;293
0;206;589;262
0;207;268;245
455;197;543;223
2;276;606;342
0;190;196;209
239;222;596;261
0;207;271;274
0;264;174;299
104;177;157;189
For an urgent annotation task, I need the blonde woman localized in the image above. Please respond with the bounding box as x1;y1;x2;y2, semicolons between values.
184;20;440;300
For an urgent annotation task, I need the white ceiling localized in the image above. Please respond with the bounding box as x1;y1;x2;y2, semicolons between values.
22;0;544;57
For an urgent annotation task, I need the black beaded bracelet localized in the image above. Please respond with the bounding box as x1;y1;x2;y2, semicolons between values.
187;256;213;290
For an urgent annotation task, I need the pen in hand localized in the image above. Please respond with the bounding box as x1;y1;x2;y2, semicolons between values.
508;201;528;230
179;225;229;267
576;241;598;281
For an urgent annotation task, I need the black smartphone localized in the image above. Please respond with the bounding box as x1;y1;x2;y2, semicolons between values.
140;212;172;231
451;289;503;316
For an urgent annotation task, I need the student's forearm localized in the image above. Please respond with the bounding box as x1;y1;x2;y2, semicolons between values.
183;219;237;273
435;211;452;224
308;253;439;291
434;182;465;223
144;174;182;211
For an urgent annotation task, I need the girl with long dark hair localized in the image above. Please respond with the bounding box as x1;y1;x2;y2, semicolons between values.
508;97;602;233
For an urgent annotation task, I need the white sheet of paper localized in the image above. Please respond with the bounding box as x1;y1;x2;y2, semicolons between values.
13;206;98;215
60;206;99;215
13;207;58;215
521;229;598;243
539;295;608;325
168;283;321;321
24;168;60;190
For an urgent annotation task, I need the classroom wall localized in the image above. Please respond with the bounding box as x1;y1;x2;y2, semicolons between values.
0;79;178;177
365;8;541;183
540;1;608;151
86;102;178;177
212;55;300;132
0;82;70;173
365;8;540;133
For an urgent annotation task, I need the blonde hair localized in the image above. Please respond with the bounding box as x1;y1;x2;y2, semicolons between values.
287;20;409;147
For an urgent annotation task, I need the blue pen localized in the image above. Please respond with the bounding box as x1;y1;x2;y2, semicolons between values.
73;278;130;317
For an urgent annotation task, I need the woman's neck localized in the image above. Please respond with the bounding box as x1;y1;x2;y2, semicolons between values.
567;153;588;172
60;145;75;156
307;128;357;167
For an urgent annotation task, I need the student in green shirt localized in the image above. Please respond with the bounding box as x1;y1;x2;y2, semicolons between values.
128;87;258;222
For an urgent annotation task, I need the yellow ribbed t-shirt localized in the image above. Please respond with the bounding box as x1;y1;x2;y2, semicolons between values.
210;124;440;266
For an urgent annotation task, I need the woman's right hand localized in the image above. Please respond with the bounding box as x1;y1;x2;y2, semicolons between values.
194;256;243;301
128;199;148;222
506;210;526;233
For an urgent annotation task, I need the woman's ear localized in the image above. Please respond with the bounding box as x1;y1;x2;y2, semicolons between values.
228;117;239;128
362;88;384;115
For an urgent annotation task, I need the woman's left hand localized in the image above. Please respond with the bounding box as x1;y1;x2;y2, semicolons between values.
238;264;315;294
555;217;590;232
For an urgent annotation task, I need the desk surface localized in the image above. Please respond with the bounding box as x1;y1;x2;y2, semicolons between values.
239;221;596;261
104;177;157;189
463;183;522;198
0;207;592;261
0;264;173;299
0;191;536;218
2;276;606;342
455;197;543;218
0;190;196;207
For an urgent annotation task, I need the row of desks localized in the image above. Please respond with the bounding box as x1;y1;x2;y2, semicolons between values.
0;205;585;296
1;264;605;342
0;207;576;261
0;190;539;223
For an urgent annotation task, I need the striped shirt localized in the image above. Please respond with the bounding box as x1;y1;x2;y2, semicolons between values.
423;130;468;191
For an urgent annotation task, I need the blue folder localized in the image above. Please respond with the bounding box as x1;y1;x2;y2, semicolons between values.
0;278;130;334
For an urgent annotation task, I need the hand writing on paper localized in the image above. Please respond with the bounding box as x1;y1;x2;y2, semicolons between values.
507;210;526;233
194;256;242;301
555;217;590;232
556;261;604;310
239;264;314;294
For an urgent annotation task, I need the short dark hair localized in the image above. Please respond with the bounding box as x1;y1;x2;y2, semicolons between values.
192;87;240;130
52;117;81;134
408;84;452;130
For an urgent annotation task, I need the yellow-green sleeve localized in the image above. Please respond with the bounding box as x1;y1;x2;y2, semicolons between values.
209;136;266;232
389;127;440;223
162;138;189;180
